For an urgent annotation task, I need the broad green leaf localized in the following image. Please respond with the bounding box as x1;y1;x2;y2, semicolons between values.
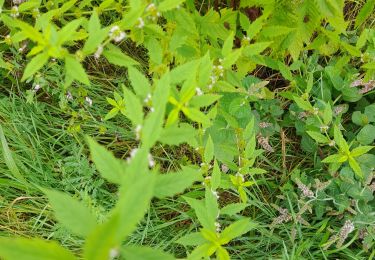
204;135;214;163
293;96;313;111
184;197;215;231
159;123;197;145
121;246;175;260
357;124;375;145
355;0;375;27
205;188;219;229
220;203;247;216
142;74;171;148
243;42;272;56
0;238;76;260
176;232;206;246
348;157;363;178
322;103;332;125
0;125;26;183
14;20;44;44
364;104;375;122
122;86;143;126
65;55;90;85
57;18;83;45
84;173;155;260
153;167;202;198
198;52;212;86
103;44;139;68
306;131;330;144
44;189;97;237
222;48;242;69
104;107;120;121
322;154;348;163
128;67;151;98
351;146;374;157
222;31;234;56
333;125;349;153
188;243;216;260
158;0;186;12
352;111;368;126
83;12;107;54
18;0;41;12
216;246;230;260
87;137;123;184
190;94;221;108
182;107;211;126
219;218;257;244
145;38;163;64
21;52;49;81
211;161;221;190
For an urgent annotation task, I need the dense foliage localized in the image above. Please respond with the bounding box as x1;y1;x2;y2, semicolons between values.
0;0;374;259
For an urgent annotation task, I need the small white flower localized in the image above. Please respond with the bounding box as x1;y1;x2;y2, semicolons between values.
313;107;319;115
217;65;223;71
148;153;155;168
33;84;41;92
127;148;139;162
137;17;145;29
196;87;203;96
150;107;155;113
208;84;213;90
66;91;73;100
85;96;92;106
328;140;335;147
215;221;221;232
146;3;156;11
144;93;152;103
211;189;219;199
109;248;119;259
157;12;161;17
243;35;251;41
94;45;103;59
320;125;329;133
218;58;223;63
11;6;19;18
109;26;126;42
135;125;142;140
236;173;245;182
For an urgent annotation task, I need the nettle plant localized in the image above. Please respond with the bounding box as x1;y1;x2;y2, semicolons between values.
0;0;374;258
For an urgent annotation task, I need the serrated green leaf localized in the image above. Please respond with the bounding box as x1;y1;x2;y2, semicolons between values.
0;238;76;260
204;135;214;163
351;146;374;157
222;31;234;56
306;131;330;144
44;189;97;237
348;157;363;178
159;123;197;145
322;153;348;163
219;218;257;244
158;0;186;12
65;55;90;85
122;86;143;126
121;246;175;260
153;166;202;198
21;52;49;81
176;232;206;246
103;44;139;68
220;203;247;216
87;137;123;184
